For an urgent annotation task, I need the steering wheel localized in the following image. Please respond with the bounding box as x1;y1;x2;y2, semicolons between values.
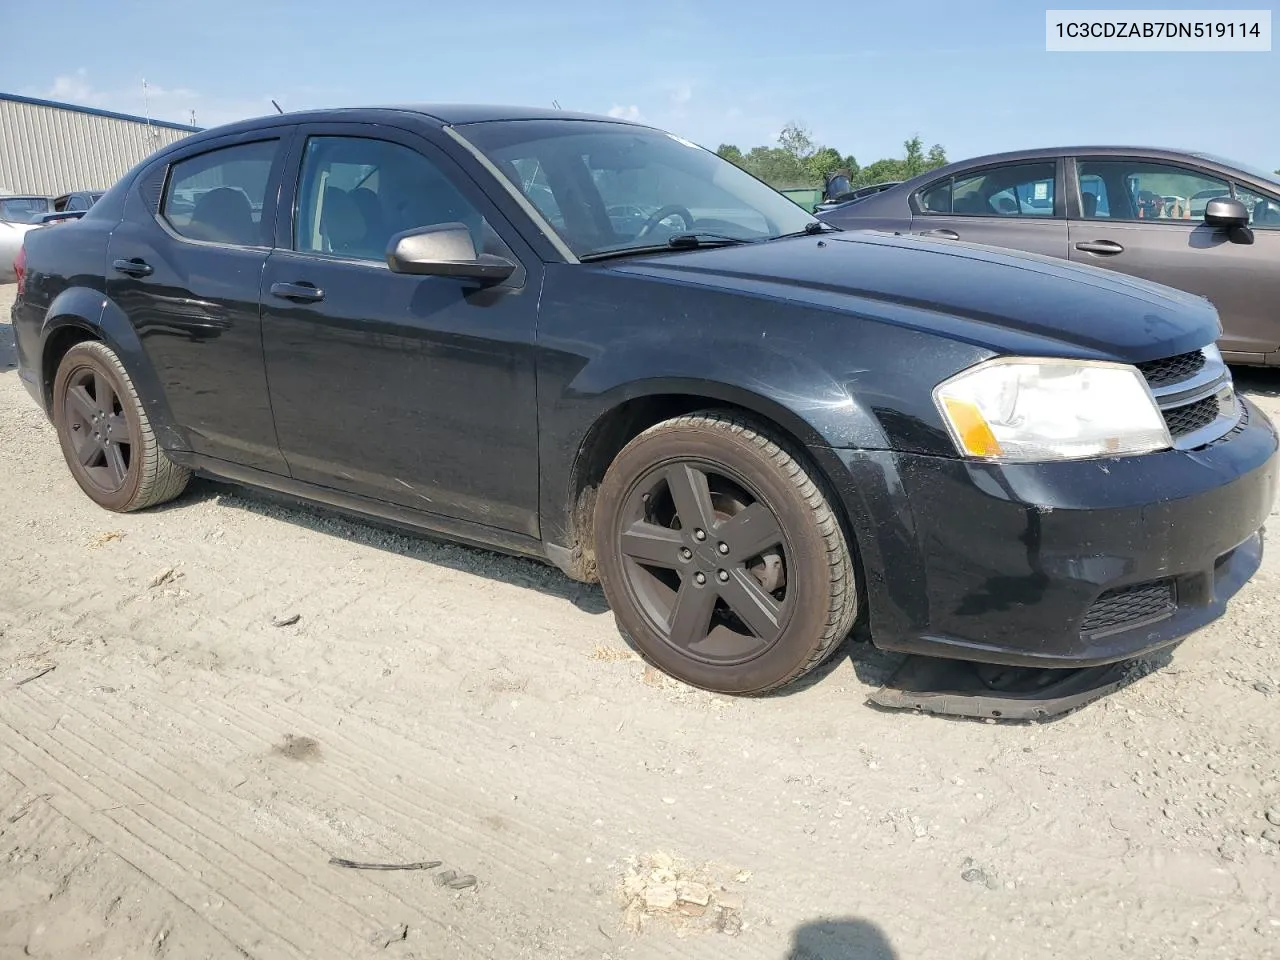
636;204;695;239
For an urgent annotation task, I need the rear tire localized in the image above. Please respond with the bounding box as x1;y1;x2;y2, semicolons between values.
594;411;858;695
52;341;190;512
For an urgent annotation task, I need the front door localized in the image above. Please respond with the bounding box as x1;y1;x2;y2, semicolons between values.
259;124;542;537
910;158;1068;258
105;131;291;473
1068;156;1280;360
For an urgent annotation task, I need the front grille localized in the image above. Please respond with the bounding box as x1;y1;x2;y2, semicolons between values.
1137;350;1206;389
1163;395;1221;438
1080;581;1176;638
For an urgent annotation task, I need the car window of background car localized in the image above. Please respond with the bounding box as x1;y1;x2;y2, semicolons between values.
294;135;490;263
1077;174;1111;217
66;194;88;212
1076;159;1229;221
162;140;278;246
0;197;51;223
457;119;816;258
1233;183;1280;228
917;161;1056;216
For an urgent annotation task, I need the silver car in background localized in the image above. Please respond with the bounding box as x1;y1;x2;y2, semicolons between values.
0;195;51;282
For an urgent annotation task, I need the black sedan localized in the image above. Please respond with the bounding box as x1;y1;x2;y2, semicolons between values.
12;106;1278;695
816;146;1280;366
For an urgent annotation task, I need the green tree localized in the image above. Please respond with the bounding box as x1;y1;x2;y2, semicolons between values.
857;158;905;187
901;136;927;179
926;144;948;170
743;146;807;186
805;146;846;185
717;144;745;166
777;122;815;162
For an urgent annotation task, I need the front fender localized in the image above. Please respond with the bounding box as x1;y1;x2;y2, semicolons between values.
40;288;191;452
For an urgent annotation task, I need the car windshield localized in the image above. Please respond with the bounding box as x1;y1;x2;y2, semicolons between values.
456;119;818;259
0;197;51;224
1190;153;1280;189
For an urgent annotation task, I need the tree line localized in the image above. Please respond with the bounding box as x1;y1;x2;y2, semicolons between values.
716;123;948;190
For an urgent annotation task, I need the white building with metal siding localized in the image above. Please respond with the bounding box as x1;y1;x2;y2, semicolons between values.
0;93;201;196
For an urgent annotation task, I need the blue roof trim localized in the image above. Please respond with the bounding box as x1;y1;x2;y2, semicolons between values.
0;91;203;132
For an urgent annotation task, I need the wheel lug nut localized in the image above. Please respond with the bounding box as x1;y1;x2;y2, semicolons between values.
694;529;706;541
718;569;729;582
694;572;706;585
717;542;729;554
680;547;692;560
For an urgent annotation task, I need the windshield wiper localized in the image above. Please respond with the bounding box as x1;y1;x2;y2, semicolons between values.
771;221;840;241
580;233;754;262
666;232;754;249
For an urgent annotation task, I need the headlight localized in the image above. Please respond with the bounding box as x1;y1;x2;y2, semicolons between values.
933;357;1172;462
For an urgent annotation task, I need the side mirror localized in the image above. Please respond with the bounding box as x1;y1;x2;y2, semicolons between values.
385;223;516;283
1203;197;1249;228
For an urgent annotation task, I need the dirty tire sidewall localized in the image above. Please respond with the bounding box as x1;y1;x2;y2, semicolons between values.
594;412;857;696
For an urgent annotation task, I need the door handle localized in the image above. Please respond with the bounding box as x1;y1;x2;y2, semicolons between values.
1075;240;1124;255
112;258;153;277
922;228;959;240
269;281;325;303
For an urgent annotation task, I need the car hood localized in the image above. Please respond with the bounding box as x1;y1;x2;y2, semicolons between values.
606;231;1219;363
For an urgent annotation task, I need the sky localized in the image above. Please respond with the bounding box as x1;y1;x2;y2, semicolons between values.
1;0;1276;171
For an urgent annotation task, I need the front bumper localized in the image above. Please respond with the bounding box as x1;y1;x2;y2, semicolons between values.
831;397;1278;667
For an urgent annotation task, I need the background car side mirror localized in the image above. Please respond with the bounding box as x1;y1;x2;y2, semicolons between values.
1203;197;1255;245
385;223;516;283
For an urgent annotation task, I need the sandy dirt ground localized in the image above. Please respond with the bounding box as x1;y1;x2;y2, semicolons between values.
0;281;1277;960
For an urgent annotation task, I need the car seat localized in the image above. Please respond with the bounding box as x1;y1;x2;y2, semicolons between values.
187;187;257;245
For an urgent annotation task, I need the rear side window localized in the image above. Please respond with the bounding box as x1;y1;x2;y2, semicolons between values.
161;140;278;246
918;161;1057;217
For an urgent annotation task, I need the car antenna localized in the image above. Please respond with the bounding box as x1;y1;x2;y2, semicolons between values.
271;99;284;115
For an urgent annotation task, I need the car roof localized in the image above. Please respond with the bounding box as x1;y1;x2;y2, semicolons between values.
914;145;1260;182
182;103;647;141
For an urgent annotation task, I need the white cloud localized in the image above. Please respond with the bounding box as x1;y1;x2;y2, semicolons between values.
26;70;299;129
607;104;643;121
670;84;693;106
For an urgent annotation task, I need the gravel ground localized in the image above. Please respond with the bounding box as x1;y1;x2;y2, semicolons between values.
1;281;1278;960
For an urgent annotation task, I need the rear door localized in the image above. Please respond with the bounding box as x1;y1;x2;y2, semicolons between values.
106;128;293;473
1067;155;1280;360
908;158;1068;258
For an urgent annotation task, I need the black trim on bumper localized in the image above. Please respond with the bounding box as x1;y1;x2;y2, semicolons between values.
829;396;1278;668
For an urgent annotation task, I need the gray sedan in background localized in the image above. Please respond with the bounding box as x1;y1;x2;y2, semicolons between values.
818;147;1280;366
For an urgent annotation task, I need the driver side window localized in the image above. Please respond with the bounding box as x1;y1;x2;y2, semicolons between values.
294;135;491;262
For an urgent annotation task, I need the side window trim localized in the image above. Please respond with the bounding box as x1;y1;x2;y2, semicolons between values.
151;127;295;251
911;159;1062;219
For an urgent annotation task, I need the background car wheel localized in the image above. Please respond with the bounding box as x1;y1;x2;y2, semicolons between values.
52;341;190;512
594;411;858;695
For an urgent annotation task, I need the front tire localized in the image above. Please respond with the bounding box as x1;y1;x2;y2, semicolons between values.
594;411;858;695
52;341;190;512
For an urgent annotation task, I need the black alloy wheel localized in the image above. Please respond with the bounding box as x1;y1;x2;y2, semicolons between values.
595;411;858;694
52;341;190;512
